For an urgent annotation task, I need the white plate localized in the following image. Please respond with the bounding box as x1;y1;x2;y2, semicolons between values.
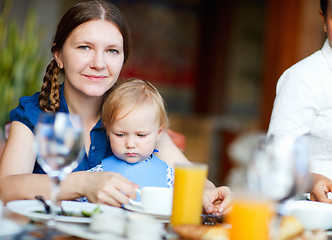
123;204;170;222
56;222;126;240
0;219;22;237
7;200;123;224
281;200;332;230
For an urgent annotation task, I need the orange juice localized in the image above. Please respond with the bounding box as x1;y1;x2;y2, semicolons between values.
171;163;208;226
226;197;275;240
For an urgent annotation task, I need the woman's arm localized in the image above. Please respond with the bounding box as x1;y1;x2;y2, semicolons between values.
0;174;51;203
155;132;215;188
0;170;137;206
0;121;137;205
0;121;51;202
155;132;190;167
0;121;36;177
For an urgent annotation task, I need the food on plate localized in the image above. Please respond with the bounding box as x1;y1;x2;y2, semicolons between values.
172;215;328;240
172;224;230;240
34;205;102;218
279;215;304;240
278;215;327;240
300;229;328;240
81;205;102;217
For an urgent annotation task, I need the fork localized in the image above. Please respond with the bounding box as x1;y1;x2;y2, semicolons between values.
35;195;50;214
35;195;66;215
201;214;224;225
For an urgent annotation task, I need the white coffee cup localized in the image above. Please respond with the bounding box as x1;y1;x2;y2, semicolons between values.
129;187;173;215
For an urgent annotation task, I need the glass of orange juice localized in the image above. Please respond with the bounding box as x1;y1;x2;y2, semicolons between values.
225;192;276;240
171;163;208;226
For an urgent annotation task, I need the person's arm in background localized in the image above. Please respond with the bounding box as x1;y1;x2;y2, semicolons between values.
310;173;332;203
155;132;232;214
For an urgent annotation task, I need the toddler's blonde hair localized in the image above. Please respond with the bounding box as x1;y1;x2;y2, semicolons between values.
102;78;168;133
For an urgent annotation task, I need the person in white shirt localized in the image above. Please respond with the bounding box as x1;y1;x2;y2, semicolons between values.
268;0;332;203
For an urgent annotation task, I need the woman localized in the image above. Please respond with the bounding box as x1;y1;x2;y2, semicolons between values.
0;0;231;213
268;0;332;203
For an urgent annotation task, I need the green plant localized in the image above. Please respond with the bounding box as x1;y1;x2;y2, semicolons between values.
0;0;46;134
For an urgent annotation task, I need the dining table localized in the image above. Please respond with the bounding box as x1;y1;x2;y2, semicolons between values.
0;199;180;240
2;199;332;240
2;205;83;240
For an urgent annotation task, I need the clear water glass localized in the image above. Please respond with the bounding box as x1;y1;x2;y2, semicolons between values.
248;134;311;202
34;112;84;227
247;134;311;239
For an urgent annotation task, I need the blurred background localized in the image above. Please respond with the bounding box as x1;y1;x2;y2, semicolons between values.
0;0;326;186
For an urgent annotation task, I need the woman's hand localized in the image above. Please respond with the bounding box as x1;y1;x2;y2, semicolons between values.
310;173;332;203
202;186;232;215
73;171;138;207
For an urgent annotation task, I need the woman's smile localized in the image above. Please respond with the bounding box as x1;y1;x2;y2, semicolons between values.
84;74;108;82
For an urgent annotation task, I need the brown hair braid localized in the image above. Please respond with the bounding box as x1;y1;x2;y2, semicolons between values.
39;59;60;112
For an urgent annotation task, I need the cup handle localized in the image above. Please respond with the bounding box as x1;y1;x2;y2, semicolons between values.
129;189;142;207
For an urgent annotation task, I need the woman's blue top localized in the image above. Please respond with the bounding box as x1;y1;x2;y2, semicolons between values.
9;84;112;173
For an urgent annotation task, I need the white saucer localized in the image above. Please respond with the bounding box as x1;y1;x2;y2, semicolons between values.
123;204;170;222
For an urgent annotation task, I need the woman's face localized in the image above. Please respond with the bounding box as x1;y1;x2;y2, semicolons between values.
54;20;124;98
321;1;332;45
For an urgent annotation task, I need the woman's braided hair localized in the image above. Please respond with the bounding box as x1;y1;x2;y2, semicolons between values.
39;59;60;112
38;0;131;112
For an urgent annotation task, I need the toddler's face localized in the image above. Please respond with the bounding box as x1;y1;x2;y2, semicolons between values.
108;105;162;163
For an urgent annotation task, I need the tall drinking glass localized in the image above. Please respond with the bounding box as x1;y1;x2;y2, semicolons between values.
247;134;311;202
34;112;84;227
245;134;311;239
171;163;208;226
